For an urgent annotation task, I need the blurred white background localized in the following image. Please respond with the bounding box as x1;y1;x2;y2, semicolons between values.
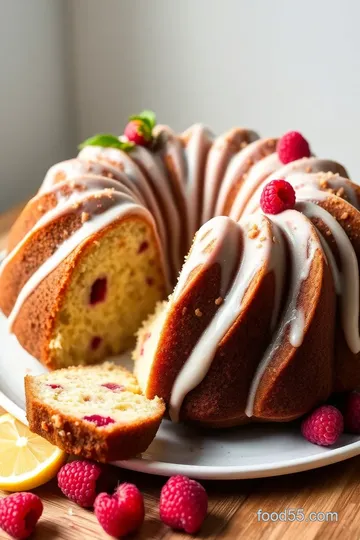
1;0;360;211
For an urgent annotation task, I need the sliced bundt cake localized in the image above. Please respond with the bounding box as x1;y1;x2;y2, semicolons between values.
0;179;167;369
1;111;360;429
25;363;165;462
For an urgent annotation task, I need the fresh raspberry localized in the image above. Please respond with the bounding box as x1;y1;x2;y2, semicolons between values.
83;415;115;427
124;120;151;147
0;492;43;539
344;391;360;433
159;475;208;534
57;460;104;507
94;483;144;537
301;405;344;446
277;131;311;164
260;179;296;214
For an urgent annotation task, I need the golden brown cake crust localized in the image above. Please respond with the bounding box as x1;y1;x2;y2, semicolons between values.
25;369;165;463
252;238;335;420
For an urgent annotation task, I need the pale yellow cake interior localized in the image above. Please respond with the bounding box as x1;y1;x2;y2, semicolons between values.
133;300;169;393
31;363;164;425
47;219;165;368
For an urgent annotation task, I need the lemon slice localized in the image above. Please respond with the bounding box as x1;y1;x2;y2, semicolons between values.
0;413;67;491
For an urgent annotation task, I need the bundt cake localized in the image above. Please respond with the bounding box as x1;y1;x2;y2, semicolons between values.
25;362;165;462
1;110;360;428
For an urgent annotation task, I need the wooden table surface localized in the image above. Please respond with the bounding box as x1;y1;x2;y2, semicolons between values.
1;204;360;540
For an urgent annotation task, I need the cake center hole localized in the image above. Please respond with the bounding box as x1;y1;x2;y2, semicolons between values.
89;278;107;305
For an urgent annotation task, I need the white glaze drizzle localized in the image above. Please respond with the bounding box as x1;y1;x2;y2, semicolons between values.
0;176;134;276
242;158;349;218
170;214;275;422
153;125;189;241
244;171;359;417
298;200;360;354
40;159;144;201
215;138;277;217
267;223;286;330
201;129;259;225
230;152;282;221
288;172;359;209
317;231;342;295
130;145;183;277
173;216;241;302
245;210;321;417
182;124;214;240
78;146;168;260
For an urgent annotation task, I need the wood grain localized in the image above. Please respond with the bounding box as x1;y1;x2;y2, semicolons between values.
0;205;360;539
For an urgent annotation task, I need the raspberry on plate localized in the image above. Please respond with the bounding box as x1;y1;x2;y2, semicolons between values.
277;131;311;164
0;492;43;540
94;483;145;537
301;405;344;446
159;475;208;534
344;391;360;434
260;179;296;215
57;460;104;508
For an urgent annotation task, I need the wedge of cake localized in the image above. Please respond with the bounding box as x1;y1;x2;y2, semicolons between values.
25;363;165;462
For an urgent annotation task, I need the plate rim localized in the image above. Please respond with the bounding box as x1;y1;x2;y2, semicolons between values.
2;387;360;480
114;439;360;480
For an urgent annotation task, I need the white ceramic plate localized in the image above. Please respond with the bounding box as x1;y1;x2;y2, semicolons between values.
1;311;360;480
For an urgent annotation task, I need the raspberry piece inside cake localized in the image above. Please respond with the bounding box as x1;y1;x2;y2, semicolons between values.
91;336;103;350
83;415;115;427
89;278;107;305
101;383;125;391
137;241;149;254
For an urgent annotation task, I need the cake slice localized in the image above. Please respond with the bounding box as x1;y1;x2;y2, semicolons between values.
25;363;165;463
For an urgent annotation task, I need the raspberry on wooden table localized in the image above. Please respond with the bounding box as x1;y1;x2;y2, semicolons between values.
57;460;104;508
94;483;145;537
159;475;208;534
0;492;43;540
301;405;344;446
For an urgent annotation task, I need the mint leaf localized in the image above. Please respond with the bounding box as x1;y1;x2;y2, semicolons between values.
78;134;134;151
129;110;156;132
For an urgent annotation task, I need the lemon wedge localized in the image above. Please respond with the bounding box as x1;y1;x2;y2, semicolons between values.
0;413;66;491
